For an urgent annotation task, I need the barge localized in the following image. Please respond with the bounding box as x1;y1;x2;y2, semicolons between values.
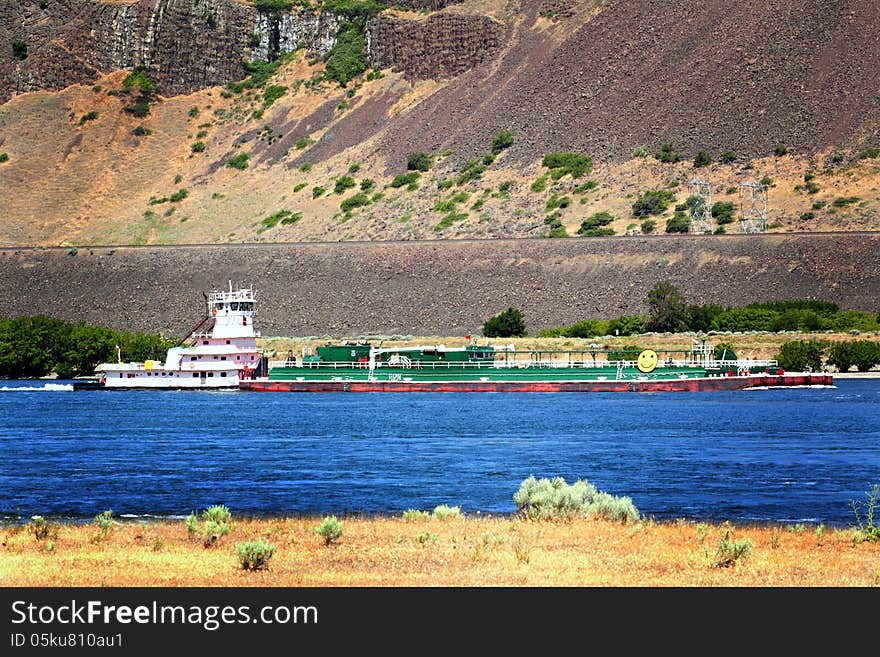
239;339;833;393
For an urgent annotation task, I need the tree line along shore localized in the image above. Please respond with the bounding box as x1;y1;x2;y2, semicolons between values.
3;283;880;379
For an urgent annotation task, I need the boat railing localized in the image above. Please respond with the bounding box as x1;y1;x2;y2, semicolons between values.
266;358;725;371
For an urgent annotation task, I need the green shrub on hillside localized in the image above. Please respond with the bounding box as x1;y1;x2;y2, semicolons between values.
693;150;712;167
390;171;420;188
578;211;614;236
541;152;593;179
12;40;28;60
407;151;433;172
711;201;735;224
226;153;249;170
78;110;99;125
490;130;514;154
334;176;356;194
655;142;681;163
324;23;367;86
632;189;676;217
665;212;690;233
340;193;370;212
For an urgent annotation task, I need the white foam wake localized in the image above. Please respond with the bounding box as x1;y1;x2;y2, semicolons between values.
0;383;74;392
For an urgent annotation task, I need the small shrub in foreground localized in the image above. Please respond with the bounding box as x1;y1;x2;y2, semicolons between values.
93;509;114;540
513;475;640;522
236;539;276;571
713;531;753;567
850;483;880;543
185;504;232;547
314;516;343;546
402;509;430;522
29;515;56;542
432;505;462;520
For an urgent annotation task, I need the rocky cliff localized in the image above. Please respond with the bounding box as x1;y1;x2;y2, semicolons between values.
0;0;497;102
1;1;878;249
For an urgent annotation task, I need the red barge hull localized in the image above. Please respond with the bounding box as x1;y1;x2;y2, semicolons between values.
239;373;833;393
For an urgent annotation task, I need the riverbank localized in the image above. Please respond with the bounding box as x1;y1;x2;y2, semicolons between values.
2;515;878;587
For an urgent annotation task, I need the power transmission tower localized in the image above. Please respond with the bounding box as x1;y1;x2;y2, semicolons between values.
739;181;767;233
688;179;713;233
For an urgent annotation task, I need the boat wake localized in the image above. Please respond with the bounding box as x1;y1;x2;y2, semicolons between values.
0;383;74;392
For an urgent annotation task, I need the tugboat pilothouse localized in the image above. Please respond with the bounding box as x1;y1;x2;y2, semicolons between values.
95;283;262;389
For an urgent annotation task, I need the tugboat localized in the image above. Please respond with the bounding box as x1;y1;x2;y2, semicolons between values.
80;282;263;389
238;337;834;393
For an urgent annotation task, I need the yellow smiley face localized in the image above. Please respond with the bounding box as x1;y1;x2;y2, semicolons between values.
637;349;658;373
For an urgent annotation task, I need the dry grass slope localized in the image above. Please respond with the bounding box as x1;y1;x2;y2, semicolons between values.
2;515;878;587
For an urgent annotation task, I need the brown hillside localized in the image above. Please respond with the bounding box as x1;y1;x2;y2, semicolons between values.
0;0;878;246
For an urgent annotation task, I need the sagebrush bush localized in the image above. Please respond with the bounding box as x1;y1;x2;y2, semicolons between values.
513;475;640;522
402;509;430;522
29;515;56;541
236;539;276;571
432;505;462;520
714;531;753;567
94;509;114;537
850;484;880;543
314;516;343;546
185;504;232;547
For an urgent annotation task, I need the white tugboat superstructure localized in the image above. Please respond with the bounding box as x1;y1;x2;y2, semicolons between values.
95;282;261;389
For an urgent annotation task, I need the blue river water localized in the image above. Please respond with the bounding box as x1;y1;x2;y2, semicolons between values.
1;378;878;526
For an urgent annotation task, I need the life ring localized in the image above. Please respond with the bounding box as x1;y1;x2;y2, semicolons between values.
189;362;195;369
212;308;217;316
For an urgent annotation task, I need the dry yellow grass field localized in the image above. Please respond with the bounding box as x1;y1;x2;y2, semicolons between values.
2;514;878;588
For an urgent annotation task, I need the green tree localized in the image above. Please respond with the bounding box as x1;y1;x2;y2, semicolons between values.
686;304;724;332
645;280;688;333
0;316;69;378
482;307;527;338
775;340;826;372
827;341;880;373
57;323;117;378
607;315;645;336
